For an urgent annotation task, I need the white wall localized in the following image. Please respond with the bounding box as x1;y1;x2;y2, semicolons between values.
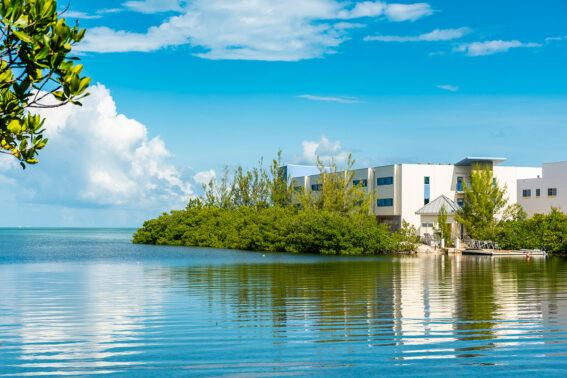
518;162;566;216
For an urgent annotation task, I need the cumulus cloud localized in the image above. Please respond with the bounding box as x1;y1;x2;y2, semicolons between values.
383;3;433;22
365;27;470;42
297;94;360;104
295;135;350;165
455;40;541;56
78;0;434;61
193;169;216;186
436;84;459;92
0;84;194;211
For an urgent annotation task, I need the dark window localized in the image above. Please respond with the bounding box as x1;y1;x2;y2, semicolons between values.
377;198;393;207
522;189;531;198
424;176;430;205
457;177;464;192
311;184;322;192
493;177;497;189
293;186;302;192
457;198;464;207
377;176;393;186
353;179;368;187
536;189;541;197
549;188;558;196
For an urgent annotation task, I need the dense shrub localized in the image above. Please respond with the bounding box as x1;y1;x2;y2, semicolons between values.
133;205;416;255
496;209;567;254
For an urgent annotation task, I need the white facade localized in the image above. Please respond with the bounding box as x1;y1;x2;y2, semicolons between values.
517;161;567;216
287;157;542;236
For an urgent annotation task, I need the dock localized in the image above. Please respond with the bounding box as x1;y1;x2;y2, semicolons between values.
462;249;548;256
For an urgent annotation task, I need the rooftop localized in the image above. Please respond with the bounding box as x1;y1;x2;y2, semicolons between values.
454;157;506;167
415;195;461;215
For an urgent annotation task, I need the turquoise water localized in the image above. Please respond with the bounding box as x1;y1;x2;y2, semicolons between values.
1;228;567;376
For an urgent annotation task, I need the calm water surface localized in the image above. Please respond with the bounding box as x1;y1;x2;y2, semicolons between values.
1;228;567;376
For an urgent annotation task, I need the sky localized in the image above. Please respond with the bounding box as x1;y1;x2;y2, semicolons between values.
1;0;566;227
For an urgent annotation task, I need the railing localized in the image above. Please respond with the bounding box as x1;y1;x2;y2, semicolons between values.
468;239;500;250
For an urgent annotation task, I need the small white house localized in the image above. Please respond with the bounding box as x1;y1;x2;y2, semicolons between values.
415;195;462;240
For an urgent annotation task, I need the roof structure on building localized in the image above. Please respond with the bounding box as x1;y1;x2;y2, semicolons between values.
455;157;506;166
415;195;461;215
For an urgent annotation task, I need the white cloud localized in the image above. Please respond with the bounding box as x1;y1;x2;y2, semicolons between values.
337;1;385;19
124;0;185;14
295;135;350;165
64;11;102;20
193;169;216;186
455;40;541;56
545;35;567;42
384;3;433;22
0;84;194;211
79;0;433;61
297;94;360;104
365;27;470;42
436;84;459;92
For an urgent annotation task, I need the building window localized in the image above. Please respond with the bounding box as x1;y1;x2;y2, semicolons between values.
293;186;302;192
353;179;368;187
457;198;464;207
377;198;393;207
377;176;393;186
536;189;541;197
311;184;322;192
548;188;558;197
493;177;497;189
424;176;430;205
457;177;464;192
522;189;531;198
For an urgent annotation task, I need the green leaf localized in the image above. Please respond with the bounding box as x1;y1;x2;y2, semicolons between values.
12;29;33;43
7;119;21;133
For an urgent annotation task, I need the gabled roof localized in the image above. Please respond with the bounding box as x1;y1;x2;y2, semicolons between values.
415;195;460;215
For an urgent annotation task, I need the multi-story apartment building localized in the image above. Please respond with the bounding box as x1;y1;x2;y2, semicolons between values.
517;161;567;217
287;157;542;237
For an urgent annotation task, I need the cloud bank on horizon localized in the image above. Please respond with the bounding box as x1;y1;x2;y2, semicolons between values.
0;85;215;224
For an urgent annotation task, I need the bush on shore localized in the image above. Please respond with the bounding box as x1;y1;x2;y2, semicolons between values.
133;152;418;254
495;209;567;254
133;204;416;254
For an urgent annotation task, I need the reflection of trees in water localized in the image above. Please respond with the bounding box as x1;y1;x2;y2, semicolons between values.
167;255;567;352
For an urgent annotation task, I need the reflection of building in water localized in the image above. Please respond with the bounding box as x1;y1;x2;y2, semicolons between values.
0;264;164;372
392;256;458;347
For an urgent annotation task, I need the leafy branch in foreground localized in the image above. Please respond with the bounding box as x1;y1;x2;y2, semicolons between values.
0;0;90;168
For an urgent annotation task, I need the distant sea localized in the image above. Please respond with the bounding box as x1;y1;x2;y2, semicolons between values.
1;228;567;376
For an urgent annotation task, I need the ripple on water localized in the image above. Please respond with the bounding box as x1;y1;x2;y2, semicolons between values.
1;229;567;375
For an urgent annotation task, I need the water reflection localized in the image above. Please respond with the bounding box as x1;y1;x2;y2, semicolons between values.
165;255;567;362
0;264;164;375
1;250;567;375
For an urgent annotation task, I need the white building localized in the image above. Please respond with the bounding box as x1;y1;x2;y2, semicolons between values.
517;161;567;217
287;157;541;238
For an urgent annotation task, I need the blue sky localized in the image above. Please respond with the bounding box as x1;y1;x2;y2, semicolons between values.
1;0;566;227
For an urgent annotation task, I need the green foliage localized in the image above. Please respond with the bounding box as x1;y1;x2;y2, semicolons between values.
297;154;375;215
436;205;452;247
496;209;567;254
456;165;510;240
0;0;89;168
134;153;414;255
133;206;412;255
